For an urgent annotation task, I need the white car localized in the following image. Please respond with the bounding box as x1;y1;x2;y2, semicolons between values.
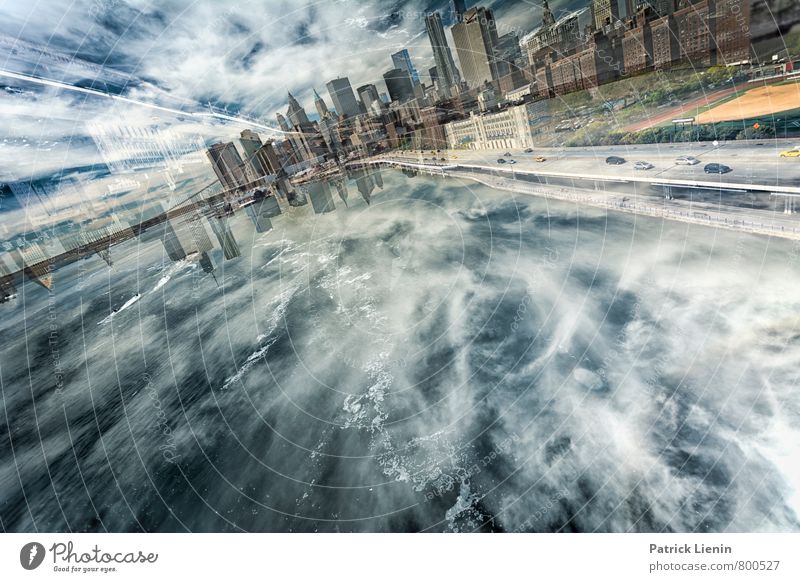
634;161;654;170
675;156;700;165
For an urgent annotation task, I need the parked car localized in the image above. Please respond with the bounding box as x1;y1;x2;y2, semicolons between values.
496;158;506;164
606;156;626;165
535;156;547;162
634;161;654;170
780;149;800;158
704;163;732;174
675;156;700;165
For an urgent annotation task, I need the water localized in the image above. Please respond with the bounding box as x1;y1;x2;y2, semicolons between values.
1;169;799;532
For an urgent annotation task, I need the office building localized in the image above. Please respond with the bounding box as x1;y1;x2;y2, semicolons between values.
425;11;462;97
357;84;382;116
314;88;330;119
209;216;241;260
326;77;361;118
255;140;282;176
383;68;415;103
391;49;420;84
451;7;501;88
452;0;468;21
206;142;248;191
239;129;265;176
593;0;621;30
286;92;310;126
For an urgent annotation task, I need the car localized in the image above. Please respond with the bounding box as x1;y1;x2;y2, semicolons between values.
780;149;800;157
524;148;534;153
496;158;506;164
704;163;732;174
675;156;700;165
606;156;626;165
507;159;517;164
504;152;512;157
634;161;654;170
535;156;547;162
440;157;446;161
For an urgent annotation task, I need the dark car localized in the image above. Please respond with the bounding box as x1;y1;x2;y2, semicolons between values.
606;156;626;165
496;158;506;164
704;163;732;174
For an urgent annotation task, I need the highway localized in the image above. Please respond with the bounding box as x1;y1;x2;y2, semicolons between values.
382;142;800;190
359;144;800;240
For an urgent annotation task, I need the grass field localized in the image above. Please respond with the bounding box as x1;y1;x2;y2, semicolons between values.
697;82;800;123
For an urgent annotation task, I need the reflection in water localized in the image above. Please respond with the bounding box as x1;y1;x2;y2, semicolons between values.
2;166;799;533
0;167;386;301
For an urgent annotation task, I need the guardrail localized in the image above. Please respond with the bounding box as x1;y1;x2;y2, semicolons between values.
354;158;800;240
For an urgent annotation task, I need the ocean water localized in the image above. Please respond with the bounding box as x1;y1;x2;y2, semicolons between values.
1;169;799;532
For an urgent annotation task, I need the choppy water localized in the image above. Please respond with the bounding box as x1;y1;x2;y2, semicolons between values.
1;169;799;532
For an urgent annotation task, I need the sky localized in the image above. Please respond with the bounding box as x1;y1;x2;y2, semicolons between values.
0;0;585;119
0;0;586;183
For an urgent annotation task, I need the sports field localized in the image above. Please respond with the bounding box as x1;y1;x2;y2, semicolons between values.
697;82;800;123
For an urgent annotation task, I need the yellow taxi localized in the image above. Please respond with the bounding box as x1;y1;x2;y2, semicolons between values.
780;149;800;157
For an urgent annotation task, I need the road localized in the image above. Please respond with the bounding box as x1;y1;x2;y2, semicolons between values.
382;142;800;190
358;145;800;240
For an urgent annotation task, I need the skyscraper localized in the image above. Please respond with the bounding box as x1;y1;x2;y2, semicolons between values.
357;84;382;115
383;68;415;103
452;0;468;22
239;129;264;176
255;140;282;176
209;216;241;260
313;88;330;119
425;11;462;97
391;49;420;84
326;77;361;118
286;92;310;126
206;142;248;191
451;7;501;89
593;0;621;30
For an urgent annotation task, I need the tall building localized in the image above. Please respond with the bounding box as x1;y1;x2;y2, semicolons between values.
209;216;241;260
356;84;382;116
641;0;675;17
326;77;361;118
425;11;462;97
255;140;282;176
383;68;415;103
713;0;751;64
674;0;714;66
391;49;420;84
286;92;310;126
452;0;468;21
239;129;264;176
206;142;248;191
313;88;330;119
451;7;501;89
276;112;291;132
651;13;679;68
593;0;621;30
